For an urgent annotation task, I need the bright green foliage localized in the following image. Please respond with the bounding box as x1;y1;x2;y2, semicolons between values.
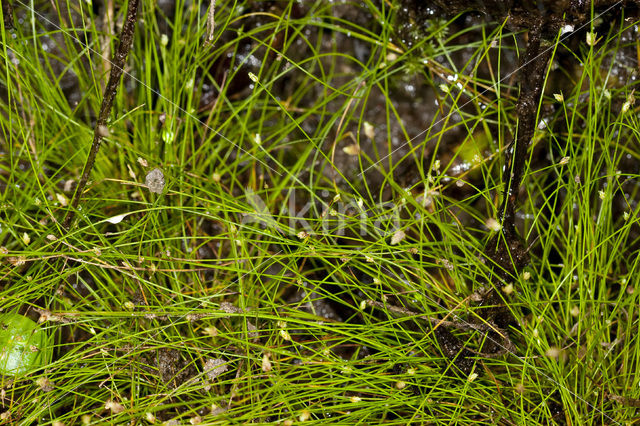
1;0;640;424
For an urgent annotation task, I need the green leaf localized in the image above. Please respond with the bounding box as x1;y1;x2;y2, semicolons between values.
0;313;51;376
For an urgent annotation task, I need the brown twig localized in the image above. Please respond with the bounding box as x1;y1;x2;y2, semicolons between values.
101;0;115;86
365;299;515;360
483;23;553;288
63;0;140;228
204;0;216;47
499;24;553;241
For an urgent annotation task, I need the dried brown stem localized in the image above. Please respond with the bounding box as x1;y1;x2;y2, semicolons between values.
204;0;216;47
63;0;139;228
483;25;554;290
366;299;515;363
500;25;553;240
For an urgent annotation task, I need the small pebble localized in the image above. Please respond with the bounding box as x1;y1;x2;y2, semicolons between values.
204;358;228;380
145;168;165;194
